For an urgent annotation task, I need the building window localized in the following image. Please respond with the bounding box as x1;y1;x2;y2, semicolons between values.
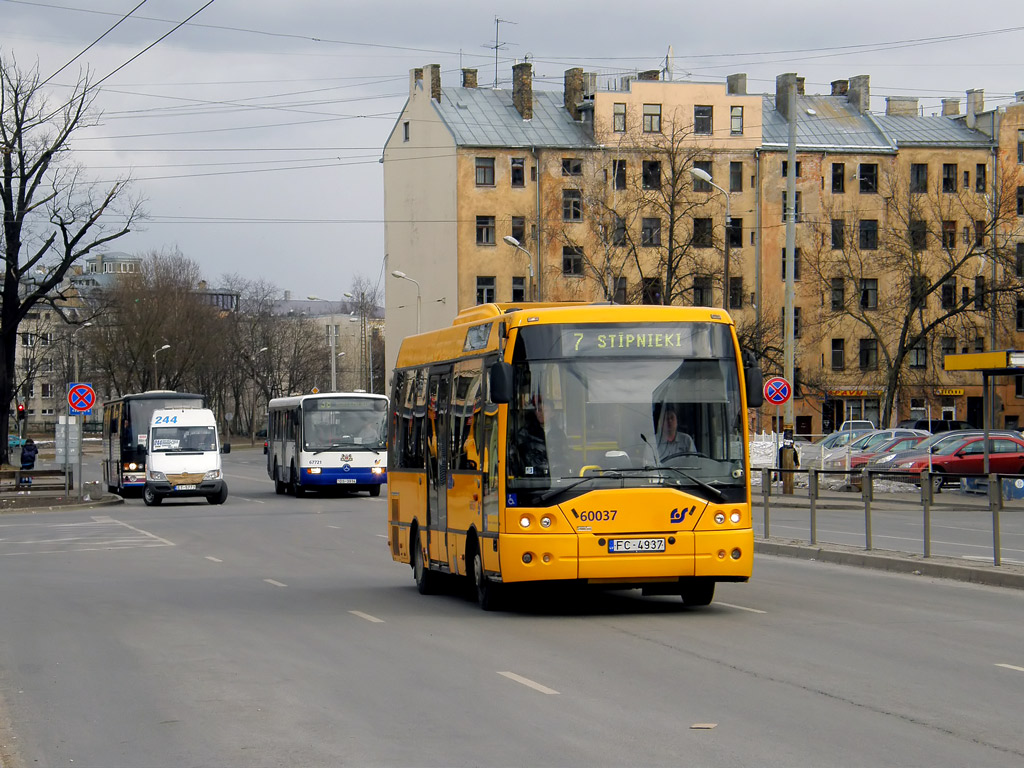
403;121;410;141
642;277;662;304
693;218;713;248
941;336;956;360
832;163;845;193
20;333;33;347
730;106;743;135
941;278;956;309
693;276;713;306
729;161;743;192
831;339;845;370
1017;299;1024;331
562;158;582;176
612;214;627;246
781;248;801;280
694;105;713;135
975;336;985;353
476;276;495;304
782;191;801;222
831;277;845;310
831;219;845;250
974;276;986;310
859;163;878;193
41;383;54;399
510;158;525;187
511;216;525;244
728;276;743;309
642;103;661;133
562;246;584;276
976;164;987;193
641;217;661;246
942;163;958;193
562;189;582;221
781;160;801;178
860;278;878;309
692;160;712;192
910;163;928;193
781;307;802;338
909;340;927;369
475;157;495;186
1017;186;1024;216
975;219;985;248
942;220;957;249
38;332;51;346
859;219;878;250
859;338;878;370
910;275;928;309
612;159;626;190
727;218;742;249
476;215;495;245
642;160;661;190
1019;130;1024;164
613;277;627;304
613;102;626;132
1017;243;1024;277
909;220;927;252
512;276;526;302
1017;376;1024;398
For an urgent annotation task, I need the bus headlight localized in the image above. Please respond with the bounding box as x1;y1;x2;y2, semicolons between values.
126;463;138;471
714;512;726;524
371;466;384;475
730;511;742;524
519;515;531;529
203;469;221;481
306;467;321;474
148;470;166;482
540;516;553;528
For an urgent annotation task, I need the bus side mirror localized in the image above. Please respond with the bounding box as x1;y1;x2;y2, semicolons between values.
742;349;764;408
489;362;513;404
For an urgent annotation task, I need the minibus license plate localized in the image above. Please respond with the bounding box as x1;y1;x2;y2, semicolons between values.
175;484;196;491
336;479;357;484
608;538;665;553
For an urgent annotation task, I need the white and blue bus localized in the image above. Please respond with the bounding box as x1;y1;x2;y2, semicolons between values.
266;392;388;496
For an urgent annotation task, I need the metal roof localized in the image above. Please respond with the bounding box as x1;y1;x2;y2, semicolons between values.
762;95;894;152
433;87;595;149
872;115;992;148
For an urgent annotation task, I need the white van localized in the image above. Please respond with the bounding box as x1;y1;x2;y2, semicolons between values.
144;408;228;506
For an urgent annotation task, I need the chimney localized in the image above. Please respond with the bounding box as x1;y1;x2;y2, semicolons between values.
847;75;870;114
831;79;849;96
513;62;533;119
462;68;478;88
638;69;660;81
941;98;960;116
284;290;291;301
886;96;919;116
564;68;584;120
427;63;441;102
726;73;747;96
410;68;423;97
775;73;798;122
796;77;806;95
966;88;984;128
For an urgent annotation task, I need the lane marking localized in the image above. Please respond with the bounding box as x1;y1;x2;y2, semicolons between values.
717;602;767;614
205;556;223;563
497;671;559;695
996;663;1024;673
691;723;718;729
349;611;384;623
234;497;266;504
327;525;341;529
106;517;176;547
264;579;287;588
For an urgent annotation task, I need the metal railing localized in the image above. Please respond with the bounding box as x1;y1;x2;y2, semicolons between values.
756;466;1017;566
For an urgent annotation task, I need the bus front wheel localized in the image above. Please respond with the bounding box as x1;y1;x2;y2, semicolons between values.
680;578;715;607
368;485;381;497
471;548;502;611
412;535;438;595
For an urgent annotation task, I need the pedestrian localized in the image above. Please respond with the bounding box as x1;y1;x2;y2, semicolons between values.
19;437;38;485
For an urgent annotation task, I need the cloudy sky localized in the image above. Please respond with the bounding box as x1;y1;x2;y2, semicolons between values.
4;0;1023;300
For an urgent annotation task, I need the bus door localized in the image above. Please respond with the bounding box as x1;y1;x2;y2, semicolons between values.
425;370;451;567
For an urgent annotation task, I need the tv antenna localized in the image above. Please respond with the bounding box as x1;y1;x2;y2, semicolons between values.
489;17;516;87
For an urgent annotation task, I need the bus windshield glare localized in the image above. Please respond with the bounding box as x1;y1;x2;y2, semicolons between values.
509;322;745;503
302;397;387;451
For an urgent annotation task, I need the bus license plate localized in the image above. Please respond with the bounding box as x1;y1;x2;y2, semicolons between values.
336;479;357;484
608;538;665;553
175;484;196;491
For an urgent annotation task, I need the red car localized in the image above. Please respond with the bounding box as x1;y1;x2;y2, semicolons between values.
893;435;1024;493
849;435;927;471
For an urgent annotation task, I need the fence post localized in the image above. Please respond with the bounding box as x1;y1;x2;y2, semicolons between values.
761;467;771;539
809;468;818;545
989;472;1002;567
922;470;932;558
862;468;873;551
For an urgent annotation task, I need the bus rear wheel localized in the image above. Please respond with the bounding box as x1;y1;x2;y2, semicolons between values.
680;578;715;607
273;463;285;495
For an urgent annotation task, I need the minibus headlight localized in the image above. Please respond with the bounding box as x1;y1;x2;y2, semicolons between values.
203;470;221;481
148;470;166;482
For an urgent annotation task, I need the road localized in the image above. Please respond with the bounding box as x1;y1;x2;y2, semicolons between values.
0;447;1021;767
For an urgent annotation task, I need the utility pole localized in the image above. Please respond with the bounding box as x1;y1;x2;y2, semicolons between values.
783;73;798;433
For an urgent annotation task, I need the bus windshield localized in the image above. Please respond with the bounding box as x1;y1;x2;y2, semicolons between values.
302;397;387;451
508;322;746;503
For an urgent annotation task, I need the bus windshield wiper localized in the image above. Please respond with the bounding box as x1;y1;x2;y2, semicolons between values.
640;433;725;502
538;473;624;503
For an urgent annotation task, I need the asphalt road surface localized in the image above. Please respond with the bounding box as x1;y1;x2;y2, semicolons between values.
0;447;1021;767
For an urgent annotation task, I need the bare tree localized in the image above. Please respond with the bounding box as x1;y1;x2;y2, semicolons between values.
804;160;1024;425
0;56;142;462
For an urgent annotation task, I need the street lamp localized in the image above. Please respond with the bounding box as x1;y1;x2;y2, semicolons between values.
308;297;342;390
689;167;731;310
391;270;421;334
502;235;536;301
152;344;170;387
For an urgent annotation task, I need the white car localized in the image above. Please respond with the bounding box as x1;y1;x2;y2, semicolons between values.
822;428;930;470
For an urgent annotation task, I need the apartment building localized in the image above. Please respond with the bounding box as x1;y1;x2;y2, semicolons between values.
383;64;1024;434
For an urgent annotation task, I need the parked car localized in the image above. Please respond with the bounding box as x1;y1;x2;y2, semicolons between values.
895;418;974;433
822;428;930;470
868;429;1021;473
839;420;875;431
849;434;928;471
892;435;1024;493
801;428;876;468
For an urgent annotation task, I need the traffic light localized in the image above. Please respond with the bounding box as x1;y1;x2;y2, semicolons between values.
16;403;25;420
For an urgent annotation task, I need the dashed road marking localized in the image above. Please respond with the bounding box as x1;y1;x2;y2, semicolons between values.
717;602;767;614
205;556;223;563
349;611;384;623
996;663;1024;673
498;671;559;695
264;579;287;588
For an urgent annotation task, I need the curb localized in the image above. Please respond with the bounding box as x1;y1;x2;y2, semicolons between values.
0;494;124;515
755;539;1024;590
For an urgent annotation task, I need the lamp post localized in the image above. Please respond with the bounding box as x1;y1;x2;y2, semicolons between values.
308;296;341;391
344;291;376;394
152;344;170;387
502;235;536;301
391;270;421;334
689;167;731;310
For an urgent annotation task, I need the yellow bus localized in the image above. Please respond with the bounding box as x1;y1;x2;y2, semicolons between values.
387;302;764;610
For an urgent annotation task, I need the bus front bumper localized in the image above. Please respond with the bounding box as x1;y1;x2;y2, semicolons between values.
300;467;387;487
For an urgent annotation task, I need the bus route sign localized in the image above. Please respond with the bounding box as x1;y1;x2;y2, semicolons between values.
68;383;96;413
